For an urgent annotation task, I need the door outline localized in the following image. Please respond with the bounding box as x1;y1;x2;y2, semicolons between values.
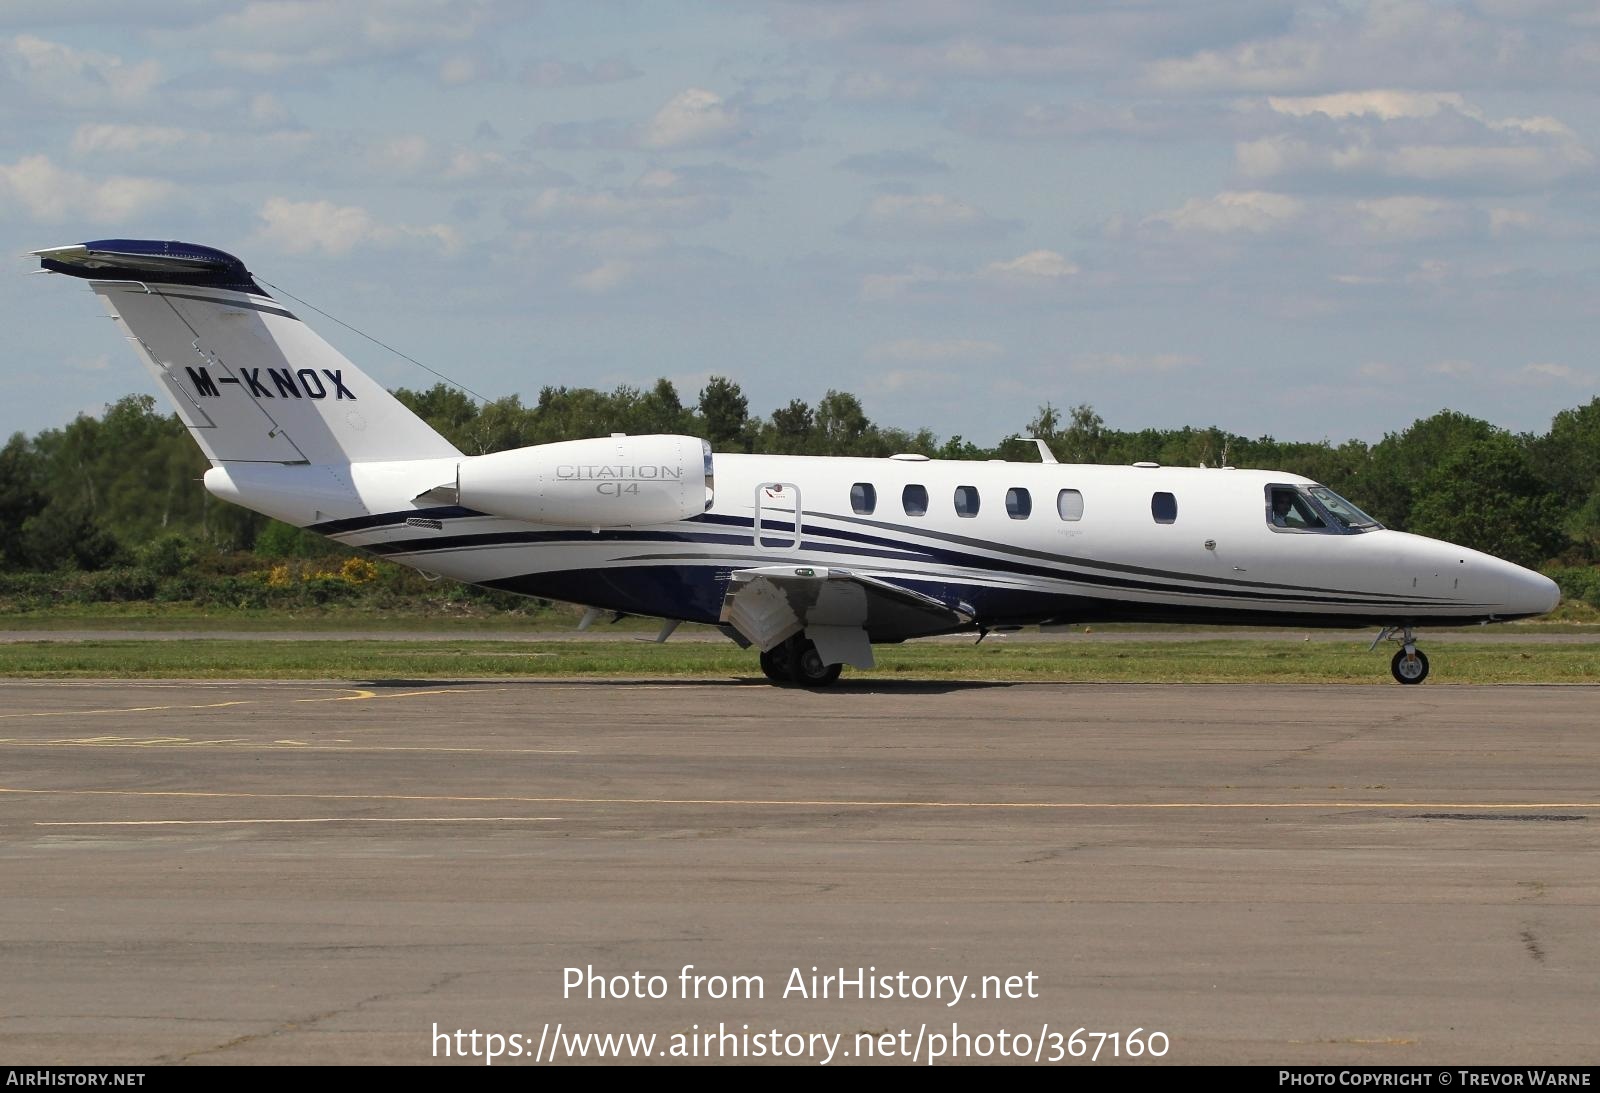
753;482;802;551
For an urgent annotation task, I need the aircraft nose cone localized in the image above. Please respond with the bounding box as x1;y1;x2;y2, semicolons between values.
1498;561;1560;617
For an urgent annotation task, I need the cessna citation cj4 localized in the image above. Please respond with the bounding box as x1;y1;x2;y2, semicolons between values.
32;239;1560;686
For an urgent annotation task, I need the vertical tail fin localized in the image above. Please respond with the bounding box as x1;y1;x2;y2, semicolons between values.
33;240;460;466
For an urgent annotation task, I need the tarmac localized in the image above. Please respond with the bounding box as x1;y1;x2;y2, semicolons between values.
1;678;1596;1066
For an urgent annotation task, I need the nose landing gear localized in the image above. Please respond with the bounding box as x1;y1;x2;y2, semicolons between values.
1372;625;1430;685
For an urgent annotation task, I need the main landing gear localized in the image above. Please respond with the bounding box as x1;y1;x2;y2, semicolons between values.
1372;625;1430;685
758;635;843;688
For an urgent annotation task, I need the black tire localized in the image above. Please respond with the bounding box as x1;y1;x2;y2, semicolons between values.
759;647;793;684
792;641;843;687
1391;647;1430;685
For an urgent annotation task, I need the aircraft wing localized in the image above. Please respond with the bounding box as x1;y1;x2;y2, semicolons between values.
718;565;973;668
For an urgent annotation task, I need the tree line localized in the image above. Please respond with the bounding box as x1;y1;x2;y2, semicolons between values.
1;377;1596;594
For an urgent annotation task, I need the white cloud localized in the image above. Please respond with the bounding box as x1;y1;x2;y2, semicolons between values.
1143;3;1551;93
70;123;191;156
1267;90;1460;120
950;100;1179;142
641;88;742;150
515;184;729;229
252;197;459;257
864;338;1003;364
67;354;111;374
831;70;928;104
249;92;291;126
521;56;639;88
1238;89;1593;192
1518;361;1590;384
439;53;488;86
1427;359;1477;379
179;0;497;74
1489;208;1535;235
980;250;1078;279
1355;196;1466;241
847;193;1015;239
1141;191;1303;234
371;134;432;174
1237;134;1593;190
861;249;1078;300
860;264;948;301
573;260;635;294
1069;352;1198;374
1146;37;1323;93
1;33;163;110
865;368;960;394
837;150;950;176
0;154;175;223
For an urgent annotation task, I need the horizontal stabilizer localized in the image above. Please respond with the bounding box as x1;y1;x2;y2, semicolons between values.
33;240;262;292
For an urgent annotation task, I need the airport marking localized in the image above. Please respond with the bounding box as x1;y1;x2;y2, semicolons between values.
35;816;563;827
0;787;1590;811
0;739;578;753
0;688;486;723
0;700;250;720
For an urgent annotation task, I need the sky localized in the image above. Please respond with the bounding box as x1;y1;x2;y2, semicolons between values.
3;0;1599;449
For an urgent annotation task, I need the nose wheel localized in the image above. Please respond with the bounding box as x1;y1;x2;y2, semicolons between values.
1390;646;1430;685
1373;625;1430;684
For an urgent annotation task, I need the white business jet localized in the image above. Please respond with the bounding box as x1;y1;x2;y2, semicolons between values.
31;239;1559;686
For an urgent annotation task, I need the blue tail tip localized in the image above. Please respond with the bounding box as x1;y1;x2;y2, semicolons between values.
36;238;263;294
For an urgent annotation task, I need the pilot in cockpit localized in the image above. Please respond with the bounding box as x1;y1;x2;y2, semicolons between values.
1270;488;1325;530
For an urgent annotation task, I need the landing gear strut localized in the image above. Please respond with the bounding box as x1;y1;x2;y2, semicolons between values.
1373;625;1430;685
759;635;842;687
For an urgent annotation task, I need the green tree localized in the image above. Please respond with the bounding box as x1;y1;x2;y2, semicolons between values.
394;384;479;449
1409;434;1566;567
697;376;750;451
764;399;814;454
1053;403;1108;464
0;433;45;568
21;499;122;570
1529;397;1600;553
815;390;872;454
466;395;534;455
1364;410;1498;530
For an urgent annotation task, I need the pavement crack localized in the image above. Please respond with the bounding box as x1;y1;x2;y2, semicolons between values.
1519;929;1547;964
159;971;462;1063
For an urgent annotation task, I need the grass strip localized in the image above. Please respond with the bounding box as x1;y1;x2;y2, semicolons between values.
0;638;1594;684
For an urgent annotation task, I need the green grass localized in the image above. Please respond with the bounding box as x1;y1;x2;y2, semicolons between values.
3;598;1597;634
0;601;662;632
0;638;1594;683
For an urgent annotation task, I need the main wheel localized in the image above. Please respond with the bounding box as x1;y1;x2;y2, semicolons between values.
759;647;794;684
1391;647;1430;685
791;640;843;688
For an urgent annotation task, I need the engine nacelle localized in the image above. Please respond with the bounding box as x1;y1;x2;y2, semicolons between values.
454;434;713;527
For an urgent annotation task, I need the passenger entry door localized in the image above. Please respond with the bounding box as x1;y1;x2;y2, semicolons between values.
754;482;802;551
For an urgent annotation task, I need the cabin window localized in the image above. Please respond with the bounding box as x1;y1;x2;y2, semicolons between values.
902;484;928;517
850;482;876;515
953;485;980;518
1006;488;1032;519
1056;488;1084;521
1152;492;1177;524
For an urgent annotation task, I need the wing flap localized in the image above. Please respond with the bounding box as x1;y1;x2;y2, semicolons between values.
718;566;972;667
